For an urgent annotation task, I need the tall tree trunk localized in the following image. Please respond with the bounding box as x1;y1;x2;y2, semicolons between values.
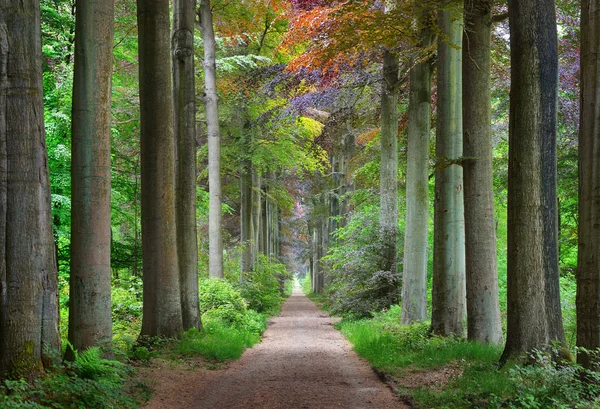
251;169;261;266
321;204;330;287
0;0;61;377
199;0;223;278
240;159;253;272
173;0;200;330
462;0;503;344
312;212;322;294
379;50;399;276
431;4;467;337
401;21;432;325
342;132;355;219
260;185;268;255
137;0;183;337
67;0;114;359
578;0;600;370
501;0;565;362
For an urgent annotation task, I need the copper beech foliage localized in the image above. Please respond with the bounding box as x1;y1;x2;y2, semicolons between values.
281;0;442;73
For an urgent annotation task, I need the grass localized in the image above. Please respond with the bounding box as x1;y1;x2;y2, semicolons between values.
338;306;600;409
175;319;263;362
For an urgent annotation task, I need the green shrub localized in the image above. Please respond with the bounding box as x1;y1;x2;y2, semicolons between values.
198;276;268;334
198;278;248;326
236;255;291;314
301;274;312;295
239;309;268;334
323;206;401;317
112;278;143;322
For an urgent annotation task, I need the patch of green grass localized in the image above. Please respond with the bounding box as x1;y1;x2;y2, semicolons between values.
340;317;502;373
175;319;262;362
338;307;600;409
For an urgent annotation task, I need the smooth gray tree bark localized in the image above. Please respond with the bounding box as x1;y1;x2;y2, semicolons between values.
240;159;253;272
379;50;400;277
431;4;467;338
198;0;223;278
138;0;184;337
402;20;433;325
67;0;114;359
462;0;503;344
173;0;200;330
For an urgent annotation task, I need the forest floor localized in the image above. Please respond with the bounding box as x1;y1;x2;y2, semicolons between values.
140;287;407;408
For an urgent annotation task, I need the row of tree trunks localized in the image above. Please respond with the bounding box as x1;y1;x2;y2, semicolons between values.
67;0;115;359
400;0;566;359
241;164;284;272
308;131;355;293
0;0;61;377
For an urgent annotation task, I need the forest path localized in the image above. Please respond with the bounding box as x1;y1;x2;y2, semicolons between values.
142;286;405;408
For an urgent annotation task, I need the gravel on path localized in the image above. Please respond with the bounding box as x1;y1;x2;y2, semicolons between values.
142;287;406;409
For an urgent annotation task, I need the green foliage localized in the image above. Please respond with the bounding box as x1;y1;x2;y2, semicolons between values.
176;324;261;362
340;308;600;409
301;274;312;295
284;278;295;296
0;349;146;409
198;278;249;326
323;201;401;318
561;273;577;349
128;346;155;364
217;54;273;73
112;277;143;321
236;255;291;314
197;277;270;334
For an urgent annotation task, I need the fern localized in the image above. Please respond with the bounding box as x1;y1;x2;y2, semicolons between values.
74;347;126;381
216;55;272;73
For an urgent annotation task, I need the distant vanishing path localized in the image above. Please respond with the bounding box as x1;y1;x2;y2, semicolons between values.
144;287;404;409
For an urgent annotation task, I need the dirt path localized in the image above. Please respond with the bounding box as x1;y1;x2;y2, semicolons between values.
142;287;405;408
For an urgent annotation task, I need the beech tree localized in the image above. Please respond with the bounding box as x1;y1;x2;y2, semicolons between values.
0;0;61;377
173;0;201;330
462;0;502;344
577;0;600;369
67;0;114;359
501;0;565;361
379;49;400;280
137;0;184;337
401;9;433;325
431;2;467;337
199;0;224;279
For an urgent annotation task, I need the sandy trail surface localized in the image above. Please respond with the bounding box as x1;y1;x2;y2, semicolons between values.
143;287;405;409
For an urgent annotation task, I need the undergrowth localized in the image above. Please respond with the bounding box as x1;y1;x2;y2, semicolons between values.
175;321;262;362
0;347;148;409
14;260;292;408
339;306;600;409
